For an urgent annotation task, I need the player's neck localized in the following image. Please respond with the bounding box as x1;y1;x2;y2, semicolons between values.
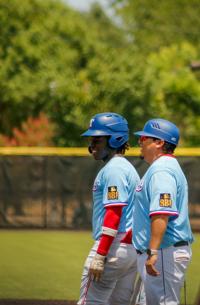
103;151;122;163
150;152;175;164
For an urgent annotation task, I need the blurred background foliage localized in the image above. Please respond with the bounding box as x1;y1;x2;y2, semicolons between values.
0;0;200;146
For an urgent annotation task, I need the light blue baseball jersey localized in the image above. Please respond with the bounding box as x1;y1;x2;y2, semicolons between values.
132;155;194;251
92;156;140;240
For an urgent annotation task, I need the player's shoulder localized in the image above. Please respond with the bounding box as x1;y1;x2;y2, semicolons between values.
148;156;184;179
107;156;134;169
111;155;131;163
103;156;133;174
152;155;179;170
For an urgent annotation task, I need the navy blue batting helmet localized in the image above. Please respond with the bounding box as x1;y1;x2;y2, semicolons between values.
134;118;179;145
81;112;129;148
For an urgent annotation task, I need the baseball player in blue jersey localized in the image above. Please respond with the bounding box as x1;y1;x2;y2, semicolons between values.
132;118;194;305
77;112;142;305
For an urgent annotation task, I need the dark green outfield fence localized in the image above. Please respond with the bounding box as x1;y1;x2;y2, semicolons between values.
0;147;200;230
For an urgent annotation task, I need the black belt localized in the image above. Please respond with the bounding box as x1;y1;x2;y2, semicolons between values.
136;241;189;255
136;249;143;255
173;240;189;247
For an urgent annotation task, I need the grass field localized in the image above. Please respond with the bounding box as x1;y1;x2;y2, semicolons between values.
0;230;199;304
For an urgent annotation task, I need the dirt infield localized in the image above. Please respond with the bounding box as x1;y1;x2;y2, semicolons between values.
0;301;76;305
1;298;200;305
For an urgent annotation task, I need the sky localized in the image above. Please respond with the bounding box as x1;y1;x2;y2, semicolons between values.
65;0;109;11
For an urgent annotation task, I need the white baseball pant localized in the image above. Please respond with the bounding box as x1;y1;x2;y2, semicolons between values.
77;234;140;305
137;245;192;305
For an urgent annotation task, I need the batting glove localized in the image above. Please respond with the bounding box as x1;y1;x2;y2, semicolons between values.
89;253;106;282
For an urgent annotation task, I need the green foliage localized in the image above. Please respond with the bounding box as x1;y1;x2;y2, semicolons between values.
0;0;129;146
109;0;200;146
111;0;200;53
1;0;200;146
0;0;77;134
141;43;200;146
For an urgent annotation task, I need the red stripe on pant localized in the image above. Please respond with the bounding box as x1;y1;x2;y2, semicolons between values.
81;275;92;305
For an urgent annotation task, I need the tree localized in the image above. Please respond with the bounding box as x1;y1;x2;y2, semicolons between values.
138;43;200;146
110;0;200;54
0;0;131;146
1;0;200;146
0;113;55;146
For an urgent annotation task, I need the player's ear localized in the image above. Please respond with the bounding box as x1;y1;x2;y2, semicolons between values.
155;139;165;149
88;145;92;154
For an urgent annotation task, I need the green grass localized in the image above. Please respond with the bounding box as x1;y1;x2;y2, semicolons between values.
0;230;199;304
0;230;93;300
181;233;200;304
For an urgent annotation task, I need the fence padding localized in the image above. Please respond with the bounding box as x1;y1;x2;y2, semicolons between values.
0;156;199;229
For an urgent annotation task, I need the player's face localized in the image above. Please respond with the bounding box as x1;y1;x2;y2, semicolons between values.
138;136;162;164
89;136;109;160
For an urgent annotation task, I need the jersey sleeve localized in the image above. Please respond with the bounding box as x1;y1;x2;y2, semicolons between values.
148;170;179;220
102;167;128;207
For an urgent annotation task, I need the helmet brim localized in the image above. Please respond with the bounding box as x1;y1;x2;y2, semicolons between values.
134;131;161;138
81;129;111;137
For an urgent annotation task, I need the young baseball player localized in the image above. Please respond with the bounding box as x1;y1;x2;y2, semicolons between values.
132;118;194;305
77;112;143;305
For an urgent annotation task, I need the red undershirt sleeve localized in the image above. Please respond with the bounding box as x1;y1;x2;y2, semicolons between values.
96;205;123;256
120;228;132;244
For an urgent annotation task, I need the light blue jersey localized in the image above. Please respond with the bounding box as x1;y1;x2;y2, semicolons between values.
92;156;140;240
132;155;194;251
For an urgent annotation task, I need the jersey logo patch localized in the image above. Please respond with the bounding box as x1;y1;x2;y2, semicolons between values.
107;186;118;200
159;193;172;207
136;180;143;192
92;180;100;191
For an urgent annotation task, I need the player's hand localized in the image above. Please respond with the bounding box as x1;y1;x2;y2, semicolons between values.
145;254;160;276
89;253;106;282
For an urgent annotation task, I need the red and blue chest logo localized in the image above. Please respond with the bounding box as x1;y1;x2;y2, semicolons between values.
93;180;100;192
136;180;144;192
